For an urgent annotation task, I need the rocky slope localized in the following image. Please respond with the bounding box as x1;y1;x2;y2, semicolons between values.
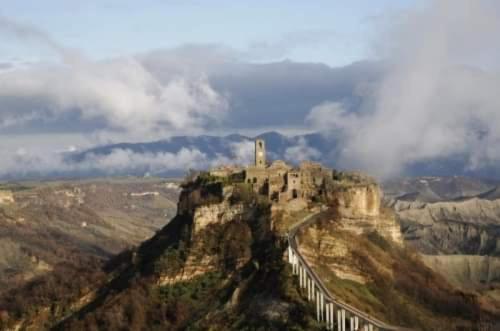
0;178;179;294
0;175;322;331
393;197;500;255
386;176;500;326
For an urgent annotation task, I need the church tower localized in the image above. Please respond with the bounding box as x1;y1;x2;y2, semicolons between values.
255;139;266;168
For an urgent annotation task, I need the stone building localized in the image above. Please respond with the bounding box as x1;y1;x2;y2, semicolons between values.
208;138;333;203
243;139;332;203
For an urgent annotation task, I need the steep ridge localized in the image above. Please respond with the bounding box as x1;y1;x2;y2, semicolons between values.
294;183;497;329
287;211;403;330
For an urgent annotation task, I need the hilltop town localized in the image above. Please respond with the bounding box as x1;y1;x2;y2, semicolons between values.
209;138;375;206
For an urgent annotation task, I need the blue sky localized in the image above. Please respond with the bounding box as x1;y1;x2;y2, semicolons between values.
0;0;415;66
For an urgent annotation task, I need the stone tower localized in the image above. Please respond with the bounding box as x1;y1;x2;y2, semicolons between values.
255;139;266;168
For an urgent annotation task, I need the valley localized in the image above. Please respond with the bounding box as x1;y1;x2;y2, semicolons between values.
0;178;180;294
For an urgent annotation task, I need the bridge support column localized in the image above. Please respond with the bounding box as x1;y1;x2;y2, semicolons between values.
337;310;342;331
307;277;311;301
325;302;330;329
288;246;293;264
329;303;334;330
316;292;321;322
353;316;358;330
349;316;354;331
341;309;346;331
299;264;303;287
320;292;325;322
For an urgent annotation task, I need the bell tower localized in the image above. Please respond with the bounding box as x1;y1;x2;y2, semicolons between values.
255;139;266;168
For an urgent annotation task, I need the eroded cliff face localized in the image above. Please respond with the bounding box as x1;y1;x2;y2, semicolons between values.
334;184;381;218
390;188;500;317
395;198;500;255
157;184;268;286
326;183;402;245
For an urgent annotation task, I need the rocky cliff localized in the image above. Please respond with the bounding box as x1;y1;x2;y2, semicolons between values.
394;197;500;255
326;178;402;244
387;177;500;324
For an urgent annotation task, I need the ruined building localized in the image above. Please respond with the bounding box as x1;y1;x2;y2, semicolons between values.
243;139;332;203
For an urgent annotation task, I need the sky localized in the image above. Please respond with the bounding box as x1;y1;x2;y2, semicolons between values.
1;0;500;179
0;0;415;66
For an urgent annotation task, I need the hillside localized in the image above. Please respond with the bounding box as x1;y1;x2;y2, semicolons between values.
0;178;179;295
385;176;500;327
2;164;497;330
1;173;324;330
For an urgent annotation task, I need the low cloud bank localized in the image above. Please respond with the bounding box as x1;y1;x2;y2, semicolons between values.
0;140;256;179
308;0;500;178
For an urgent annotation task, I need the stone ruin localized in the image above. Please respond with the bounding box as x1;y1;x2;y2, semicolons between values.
210;138;332;204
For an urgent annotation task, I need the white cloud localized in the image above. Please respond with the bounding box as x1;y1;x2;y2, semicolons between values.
284;137;320;163
0;57;227;136
210;140;255;167
0;148;210;178
0;17;228;138
309;0;500;178
306;102;360;134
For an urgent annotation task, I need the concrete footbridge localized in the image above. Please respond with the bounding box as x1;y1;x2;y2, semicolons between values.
287;212;410;331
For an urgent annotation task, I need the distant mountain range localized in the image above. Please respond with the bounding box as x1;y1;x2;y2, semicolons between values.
66;131;500;180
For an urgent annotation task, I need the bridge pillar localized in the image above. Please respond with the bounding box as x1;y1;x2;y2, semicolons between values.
320;292;325;321
337;310;342;331
341;309;346;331
316;292;321;322
299;264;303;287
288;246;293;264
307;277;311;301
329;303;335;330
326;302;330;328
353;316;359;330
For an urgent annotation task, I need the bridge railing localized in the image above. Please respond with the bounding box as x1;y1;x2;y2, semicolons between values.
287;213;408;331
